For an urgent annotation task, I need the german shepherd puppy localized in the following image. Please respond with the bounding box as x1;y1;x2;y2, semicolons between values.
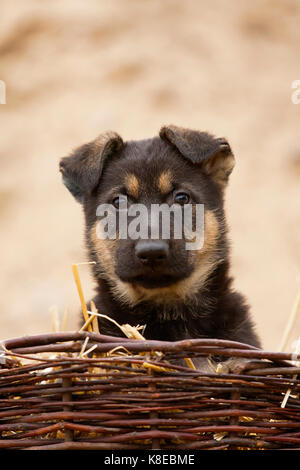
60;125;260;369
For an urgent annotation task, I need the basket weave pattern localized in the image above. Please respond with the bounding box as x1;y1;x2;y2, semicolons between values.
0;332;300;450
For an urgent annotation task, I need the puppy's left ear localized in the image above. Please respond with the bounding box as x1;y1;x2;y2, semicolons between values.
159;125;235;187
60;132;123;203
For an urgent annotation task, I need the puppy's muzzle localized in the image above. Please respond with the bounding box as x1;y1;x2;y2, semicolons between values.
135;240;169;265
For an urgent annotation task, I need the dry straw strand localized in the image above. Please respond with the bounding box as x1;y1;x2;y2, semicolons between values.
50;305;60;332
281;336;300;408
61;307;69;331
79;314;97;333
278;286;300;352
72;263;92;332
90;300;100;334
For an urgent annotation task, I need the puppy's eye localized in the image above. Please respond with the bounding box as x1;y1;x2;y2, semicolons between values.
174;192;190;205
112;195;127;209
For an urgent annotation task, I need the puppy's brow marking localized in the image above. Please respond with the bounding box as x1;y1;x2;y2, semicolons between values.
124;173;139;199
158;170;173;194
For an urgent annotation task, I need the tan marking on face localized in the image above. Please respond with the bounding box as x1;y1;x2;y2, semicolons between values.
90;223;117;278
90;223;139;306
157;170;173;194
171;209;220;301
124;173;139;199
198;210;219;256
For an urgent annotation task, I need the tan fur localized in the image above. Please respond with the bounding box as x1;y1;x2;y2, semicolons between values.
157;170;173;194
124;173;139;199
90;223;138;305
90;210;220;307
93;131;123;156
203;153;235;187
90;223;117;279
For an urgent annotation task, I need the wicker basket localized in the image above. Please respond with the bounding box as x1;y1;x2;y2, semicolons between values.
0;331;300;450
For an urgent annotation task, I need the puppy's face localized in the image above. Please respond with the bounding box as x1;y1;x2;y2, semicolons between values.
60;126;235;306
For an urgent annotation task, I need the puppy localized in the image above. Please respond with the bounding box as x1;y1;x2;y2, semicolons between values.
60;125;261;369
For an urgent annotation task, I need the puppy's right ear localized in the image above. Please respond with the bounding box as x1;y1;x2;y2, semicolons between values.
59;132;123;203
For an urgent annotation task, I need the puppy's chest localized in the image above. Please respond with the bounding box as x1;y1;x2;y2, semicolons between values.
94;299;214;342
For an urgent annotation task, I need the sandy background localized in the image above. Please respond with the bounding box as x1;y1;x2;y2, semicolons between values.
0;0;300;350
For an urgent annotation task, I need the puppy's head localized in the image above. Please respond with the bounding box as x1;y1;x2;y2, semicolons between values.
60;125;235;306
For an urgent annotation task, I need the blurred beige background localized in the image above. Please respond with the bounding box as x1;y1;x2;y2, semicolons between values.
0;0;300;350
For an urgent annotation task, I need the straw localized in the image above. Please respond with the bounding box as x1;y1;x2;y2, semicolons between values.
281;336;300;408
50;305;60;332
90;301;100;334
72;263;92;332
61;307;69;331
79;314;98;333
278;286;300;352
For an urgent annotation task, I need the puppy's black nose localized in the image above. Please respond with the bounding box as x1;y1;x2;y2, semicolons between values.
135;240;169;264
